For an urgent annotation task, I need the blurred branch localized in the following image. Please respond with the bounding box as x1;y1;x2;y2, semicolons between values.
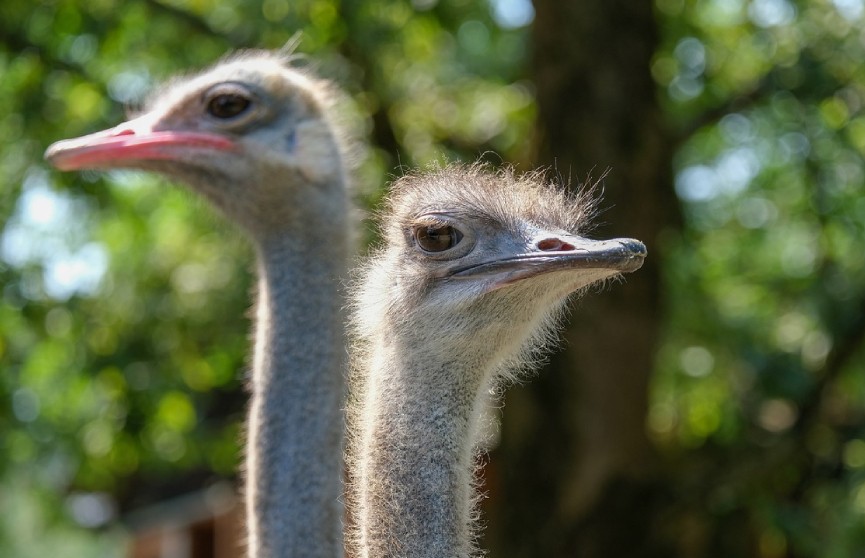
822;297;865;385
674;80;771;145
795;295;865;432
341;59;402;160
335;1;402;161
138;0;242;47
794;152;865;433
782;295;865;504
368;102;402;160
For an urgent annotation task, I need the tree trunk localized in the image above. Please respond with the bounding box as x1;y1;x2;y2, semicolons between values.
487;1;679;556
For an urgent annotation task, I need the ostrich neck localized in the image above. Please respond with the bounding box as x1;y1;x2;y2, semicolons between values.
355;340;494;558
247;230;347;558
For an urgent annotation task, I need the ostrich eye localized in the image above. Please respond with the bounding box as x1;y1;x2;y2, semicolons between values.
207;93;251;119
415;224;463;253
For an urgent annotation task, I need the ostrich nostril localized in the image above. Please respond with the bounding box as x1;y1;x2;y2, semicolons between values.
537;238;575;251
113;126;136;136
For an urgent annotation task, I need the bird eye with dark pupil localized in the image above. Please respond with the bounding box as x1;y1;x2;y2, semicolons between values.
207;94;251;118
416;225;463;252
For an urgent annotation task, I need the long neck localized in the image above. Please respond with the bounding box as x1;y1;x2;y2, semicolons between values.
246;229;348;558
353;339;494;558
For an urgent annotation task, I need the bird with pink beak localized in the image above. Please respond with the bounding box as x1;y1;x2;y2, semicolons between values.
46;49;353;558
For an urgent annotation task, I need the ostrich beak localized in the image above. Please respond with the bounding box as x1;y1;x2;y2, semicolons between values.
450;236;646;292
45;116;237;171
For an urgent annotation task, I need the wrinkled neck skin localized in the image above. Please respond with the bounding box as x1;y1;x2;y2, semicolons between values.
242;175;350;558
352;281;568;558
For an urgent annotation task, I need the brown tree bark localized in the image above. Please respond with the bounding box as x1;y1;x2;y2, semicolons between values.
486;1;679;556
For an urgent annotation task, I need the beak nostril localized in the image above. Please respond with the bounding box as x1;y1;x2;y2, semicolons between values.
537;238;575;251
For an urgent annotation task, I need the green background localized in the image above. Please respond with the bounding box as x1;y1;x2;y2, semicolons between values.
1;0;864;556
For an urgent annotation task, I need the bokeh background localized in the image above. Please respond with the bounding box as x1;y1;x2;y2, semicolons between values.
2;0;865;556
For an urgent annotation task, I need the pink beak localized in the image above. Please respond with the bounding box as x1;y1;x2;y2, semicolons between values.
45;116;237;171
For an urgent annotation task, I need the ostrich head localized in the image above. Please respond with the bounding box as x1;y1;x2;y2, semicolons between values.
352;164;646;378
45;50;349;237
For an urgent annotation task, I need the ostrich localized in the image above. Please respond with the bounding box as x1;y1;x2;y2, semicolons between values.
45;50;351;558
347;164;646;558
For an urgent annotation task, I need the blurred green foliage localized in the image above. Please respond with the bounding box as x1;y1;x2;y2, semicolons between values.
1;0;864;556
651;0;865;554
